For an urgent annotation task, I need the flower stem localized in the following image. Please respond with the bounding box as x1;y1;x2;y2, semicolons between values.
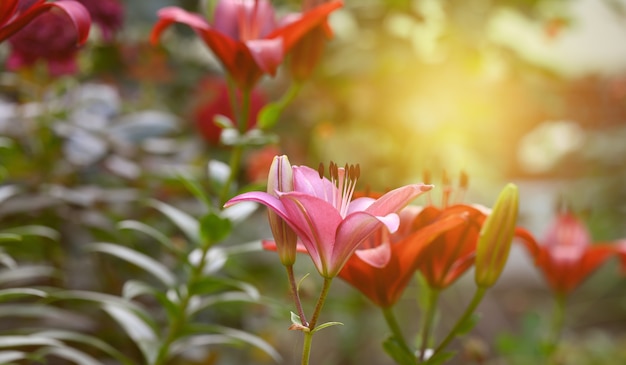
154;243;213;365
546;293;566;360
382;306;414;361
418;287;440;361
308;277;332;329
219;85;251;205
286;265;308;327
301;277;333;365
433;286;486;356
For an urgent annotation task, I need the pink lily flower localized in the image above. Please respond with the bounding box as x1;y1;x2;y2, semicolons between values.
0;0;90;44
150;0;342;91
225;159;433;278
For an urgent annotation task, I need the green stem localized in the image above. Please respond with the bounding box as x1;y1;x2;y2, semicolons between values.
546;293;567;361
286;265;308;327
302;330;314;365
154;244;212;365
419;288;440;361
382;306;414;361
218;86;251;205
301;277;333;365
433;286;487;356
308;277;332;329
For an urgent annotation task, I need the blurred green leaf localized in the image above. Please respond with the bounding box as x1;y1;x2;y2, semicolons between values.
188;291;260;316
0;265;57;285
422;350;456;365
102;304;159;365
199;212;232;245
87;242;176;287
382;336;416;365
33;330;135;365
0;336;62;348
177;173;212;209
0;351;26;363
149;199;200;245
117;220;179;253
1;225;58;241
190;275;259;300
36;345;104;365
185;324;281;363
258;102;282;130
0;234;21;243
0;288;47;302
122;280;178;322
456;313;480;336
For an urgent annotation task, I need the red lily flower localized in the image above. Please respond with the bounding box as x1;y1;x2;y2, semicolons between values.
190;77;266;145
520;211;618;295
150;0;343;91
338;206;467;307
0;0;90;44
76;0;123;41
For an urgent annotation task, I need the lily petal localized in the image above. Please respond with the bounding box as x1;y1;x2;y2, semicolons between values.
365;184;433;217
246;38;284;75
0;0;91;44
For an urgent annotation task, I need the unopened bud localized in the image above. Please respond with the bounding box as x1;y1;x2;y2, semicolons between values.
267;155;298;266
475;183;519;287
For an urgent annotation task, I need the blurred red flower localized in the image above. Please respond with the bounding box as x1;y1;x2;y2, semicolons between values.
0;0;90;44
191;78;266;145
520;211;618;295
246;145;282;184
76;0;123;41
7;8;88;76
150;0;342;90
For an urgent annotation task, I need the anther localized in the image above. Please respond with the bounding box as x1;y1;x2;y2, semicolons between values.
459;170;469;189
318;162;325;179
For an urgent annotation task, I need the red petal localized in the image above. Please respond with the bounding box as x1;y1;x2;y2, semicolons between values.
0;0;91;44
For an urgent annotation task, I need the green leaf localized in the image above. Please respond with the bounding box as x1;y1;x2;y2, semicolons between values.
258;102;283;130
33;330;135;365
0;335;62;348
36;345;105;365
291;311;303;326
102;304;159;365
0;234;21;243
117;220;179;253
122;280;178;322
184;324;281;363
0;252;16;269
311;321;343;334
176;173;212;209
382;336;416;365
1;225;58;241
0;351;26;363
169;334;231;357
87;242;176;287
0;185;19;204
190;276;259;300
456;313;480;336
188;291;260;316
0;288;47;302
0;265;57;285
199;212;232;245
0;304;89;324
422;350;456;365
149;199;200;245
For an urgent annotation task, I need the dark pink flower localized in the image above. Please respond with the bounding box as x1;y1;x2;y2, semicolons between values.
76;0;123;41
0;0;90;44
7;8;87;76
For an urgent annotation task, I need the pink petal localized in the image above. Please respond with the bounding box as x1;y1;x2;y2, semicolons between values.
279;191;342;275
355;241;391;268
246;38;284;75
330;211;399;276
293;165;336;201
347;197;375;214
365;184;433;217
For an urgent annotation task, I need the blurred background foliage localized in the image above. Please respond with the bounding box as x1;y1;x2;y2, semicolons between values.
2;0;626;364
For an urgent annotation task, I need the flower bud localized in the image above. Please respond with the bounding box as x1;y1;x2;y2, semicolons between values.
475;183;519;287
267;155;298;265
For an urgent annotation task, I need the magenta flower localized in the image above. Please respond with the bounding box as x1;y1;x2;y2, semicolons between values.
76;0;123;41
150;0;342;90
225;159;433;278
0;0;90;44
